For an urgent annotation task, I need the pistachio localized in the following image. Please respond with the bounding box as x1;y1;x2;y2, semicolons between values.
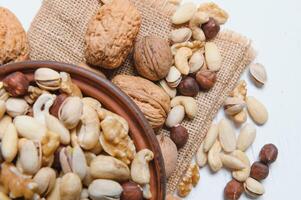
246;96;268;125
165;66;182;88
18;139;41;175
220;153;246;170
189;50;204;73
33;167;56;196
0;100;6;119
170;28;192;44
224;97;245;116
249;63;267;85
59;96;83;129
165;105;185;128
81;188;89;199
5;98;29;117
34;68;61;91
46;178;61;200
159;80;177;99
218;119;236;153
196;141;207;167
205;42;222;71
233;109;247;124
14;115;47;141
243;177;265;198
45;114;71;145
232;150;250;182
90;155;130;182
1;123;18;162
88;179;122;200
236;123;256;151
171;3;197;24
208;140;223;172
0;115;12;139
203;123;219;152
60;173;82;200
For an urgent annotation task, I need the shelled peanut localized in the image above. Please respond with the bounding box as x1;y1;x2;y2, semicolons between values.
0;68;154;200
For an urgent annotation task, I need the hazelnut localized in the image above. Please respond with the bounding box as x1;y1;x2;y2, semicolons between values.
196;70;217;90
121;182;143;200
177;77;199;97
201;18;220;40
3;72;29;97
166;194;182;200
50;93;68;117
259;143;278;165
250;161;269;181
224;179;243;200
170;125;189;149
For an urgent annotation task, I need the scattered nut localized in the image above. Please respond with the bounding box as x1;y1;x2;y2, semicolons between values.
259;143;278;165
220;153;246;170
189;12;209;41
230;80;247;100
177;76;199;97
157;135;178;178
5;98;29;117
3;72;29;97
231;150;250;182
203;123;219;152
250;161;269;181
121;182;143;200
198;2;229;25
243;177;265;198
189;50;205;73
134;36;172;81
246;96;268;125
205;42;222;71
171;2;197;25
249;63;267;85
171;96;198;119
166;66;182;88
236;123;256;152
196;70;217;90
196;141;207;167
170;125;189;148
170;28;192;44
223;97;245;116
224;179;243;200
177;163;199;197
88;179;122;200
175;47;193;75
201;17;220;40
218;119;236;153
208;140;223;172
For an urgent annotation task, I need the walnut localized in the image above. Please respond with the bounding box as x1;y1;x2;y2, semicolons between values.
230;80;247;100
134;36;173;81
0;82;9;101
198;2;229;25
24;86;45;105
0;8;29;65
112;75;171;129
85;0;141;69
177;163;200;197
60;72;83;97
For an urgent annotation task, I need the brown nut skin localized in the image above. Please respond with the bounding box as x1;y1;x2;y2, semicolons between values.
224;179;244;200
50;93;68;118
3;71;29;97
250;161;269;181
170;125;189;149
177;77;199;97
121;182;143;200
196;70;217;90
134;36;173;81
201;18;220;40
259;143;278;165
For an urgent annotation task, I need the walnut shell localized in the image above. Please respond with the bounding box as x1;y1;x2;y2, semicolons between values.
0;7;29;65
134;36;172;81
112;75;170;129
85;0;141;69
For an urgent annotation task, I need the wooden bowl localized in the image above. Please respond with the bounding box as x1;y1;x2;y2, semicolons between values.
0;61;166;200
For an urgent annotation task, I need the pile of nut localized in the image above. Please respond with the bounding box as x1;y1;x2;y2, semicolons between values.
0;68;154;200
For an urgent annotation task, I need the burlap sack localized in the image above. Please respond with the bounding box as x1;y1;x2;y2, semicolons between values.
28;0;255;193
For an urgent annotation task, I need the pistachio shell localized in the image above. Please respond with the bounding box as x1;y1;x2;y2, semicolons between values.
249;63;267;85
5;98;29;117
189;51;204;73
170;28;192;43
165;66;182;88
33;167;56;196
236;123;256;151
218;119;236;152
1;123;18;162
244;177;265;198
46;114;70;145
205;42;222;71
35;68;61;91
171;3;197;24
88;179;122;200
246;96;268;125
71;146;88;180
165;105;185;128
60;173;82;200
59;96;83;129
159;80;177;99
19;139;41;175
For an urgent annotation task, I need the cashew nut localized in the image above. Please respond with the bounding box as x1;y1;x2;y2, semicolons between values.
175;47;193;75
171;96;198;119
33;93;56;125
189;12;209;41
131;149;154;185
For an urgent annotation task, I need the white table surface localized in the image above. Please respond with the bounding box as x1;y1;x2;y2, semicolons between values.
1;0;300;199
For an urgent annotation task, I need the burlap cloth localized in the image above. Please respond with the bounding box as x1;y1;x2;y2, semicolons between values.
28;0;256;194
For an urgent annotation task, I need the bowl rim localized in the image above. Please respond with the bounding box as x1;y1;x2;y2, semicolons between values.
1;60;166;199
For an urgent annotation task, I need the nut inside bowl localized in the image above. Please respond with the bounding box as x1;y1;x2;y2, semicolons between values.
0;60;166;200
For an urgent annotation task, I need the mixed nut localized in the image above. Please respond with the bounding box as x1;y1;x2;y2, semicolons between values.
0;68;154;200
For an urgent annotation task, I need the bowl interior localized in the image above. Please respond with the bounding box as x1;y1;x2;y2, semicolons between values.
0;61;166;200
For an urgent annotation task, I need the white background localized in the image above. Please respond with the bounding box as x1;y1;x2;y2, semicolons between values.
1;0;300;199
